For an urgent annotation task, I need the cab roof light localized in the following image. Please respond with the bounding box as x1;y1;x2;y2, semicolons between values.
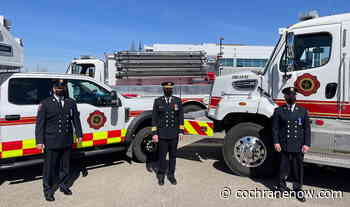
299;10;319;22
80;55;95;59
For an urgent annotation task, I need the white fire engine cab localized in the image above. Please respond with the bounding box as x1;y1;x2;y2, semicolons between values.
208;12;350;177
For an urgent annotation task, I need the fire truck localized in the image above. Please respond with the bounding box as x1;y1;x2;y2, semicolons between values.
208;12;350;177
66;51;217;113
0;16;213;169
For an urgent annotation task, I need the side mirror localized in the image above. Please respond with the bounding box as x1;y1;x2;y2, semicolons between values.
110;91;122;107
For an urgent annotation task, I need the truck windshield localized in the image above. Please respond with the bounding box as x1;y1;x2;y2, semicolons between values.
263;35;282;75
71;63;96;78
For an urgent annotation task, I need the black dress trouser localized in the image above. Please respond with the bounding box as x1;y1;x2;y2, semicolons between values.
279;151;304;190
43;147;71;195
158;138;179;176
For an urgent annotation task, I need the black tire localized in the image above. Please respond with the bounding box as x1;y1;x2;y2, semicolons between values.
133;127;157;163
222;122;278;178
183;104;203;113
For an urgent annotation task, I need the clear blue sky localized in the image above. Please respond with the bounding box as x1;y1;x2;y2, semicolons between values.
2;0;349;72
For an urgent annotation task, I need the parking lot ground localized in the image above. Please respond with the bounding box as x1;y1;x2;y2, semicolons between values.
0;133;349;207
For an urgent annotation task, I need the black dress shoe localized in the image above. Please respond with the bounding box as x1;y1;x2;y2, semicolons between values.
60;187;73;195
157;174;165;186
168;176;177;185
82;168;88;177
45;194;55;202
146;163;153;173
158;178;164;186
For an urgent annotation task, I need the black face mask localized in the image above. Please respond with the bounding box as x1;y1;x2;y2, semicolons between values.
54;89;65;97
164;89;173;97
285;96;296;105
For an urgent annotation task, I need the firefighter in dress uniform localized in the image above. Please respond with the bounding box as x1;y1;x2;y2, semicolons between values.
35;79;83;202
272;87;311;202
151;81;184;186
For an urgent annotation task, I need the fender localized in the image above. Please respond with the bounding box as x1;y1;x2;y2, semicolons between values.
125;110;153;143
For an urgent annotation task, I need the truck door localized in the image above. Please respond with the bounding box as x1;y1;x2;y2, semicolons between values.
274;24;341;153
0;77;52;159
333;23;350;157
66;79;125;149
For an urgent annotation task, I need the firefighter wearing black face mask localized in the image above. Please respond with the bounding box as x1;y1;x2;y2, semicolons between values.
35;79;83;202
272;87;311;203
151;81;184;186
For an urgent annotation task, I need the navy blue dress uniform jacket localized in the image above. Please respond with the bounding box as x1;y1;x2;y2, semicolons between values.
35;96;83;149
151;96;184;139
272;104;311;152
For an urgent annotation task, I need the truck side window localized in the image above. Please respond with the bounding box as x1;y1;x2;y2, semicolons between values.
67;80;110;106
71;64;95;78
8;78;52;105
280;32;332;72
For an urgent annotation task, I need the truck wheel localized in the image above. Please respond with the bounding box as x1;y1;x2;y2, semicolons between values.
183;104;203;113
133;127;157;163
223;122;278;178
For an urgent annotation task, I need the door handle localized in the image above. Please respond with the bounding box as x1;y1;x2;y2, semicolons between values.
325;82;337;99
5;115;21;121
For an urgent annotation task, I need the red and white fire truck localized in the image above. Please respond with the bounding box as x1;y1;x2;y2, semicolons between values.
208;12;350;177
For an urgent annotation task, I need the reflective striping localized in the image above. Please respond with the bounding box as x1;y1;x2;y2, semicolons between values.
184;120;214;136
184;120;198;135
121;129;127;137
0;128;127;159
107;137;122;144
78;140;93;148
93;139;107;146
23;148;42;155
83;133;93;141
151;127;157;131
108;130;121;138
2;149;23;159
2;140;22;151
23;139;36;149
93;131;108;140
197;121;214;136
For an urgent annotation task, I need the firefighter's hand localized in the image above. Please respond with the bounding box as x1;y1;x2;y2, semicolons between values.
274;144;281;152
152;135;159;143
179;133;184;141
302;145;310;153
77;137;83;144
36;144;44;150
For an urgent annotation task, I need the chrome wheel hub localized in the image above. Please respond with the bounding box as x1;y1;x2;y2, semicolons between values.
233;136;267;168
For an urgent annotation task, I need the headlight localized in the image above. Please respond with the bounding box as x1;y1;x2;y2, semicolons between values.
232;79;258;91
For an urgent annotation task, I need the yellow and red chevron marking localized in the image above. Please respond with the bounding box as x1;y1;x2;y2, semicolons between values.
0;129;127;159
184;120;213;136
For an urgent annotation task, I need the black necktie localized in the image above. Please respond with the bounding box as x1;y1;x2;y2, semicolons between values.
58;97;63;109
